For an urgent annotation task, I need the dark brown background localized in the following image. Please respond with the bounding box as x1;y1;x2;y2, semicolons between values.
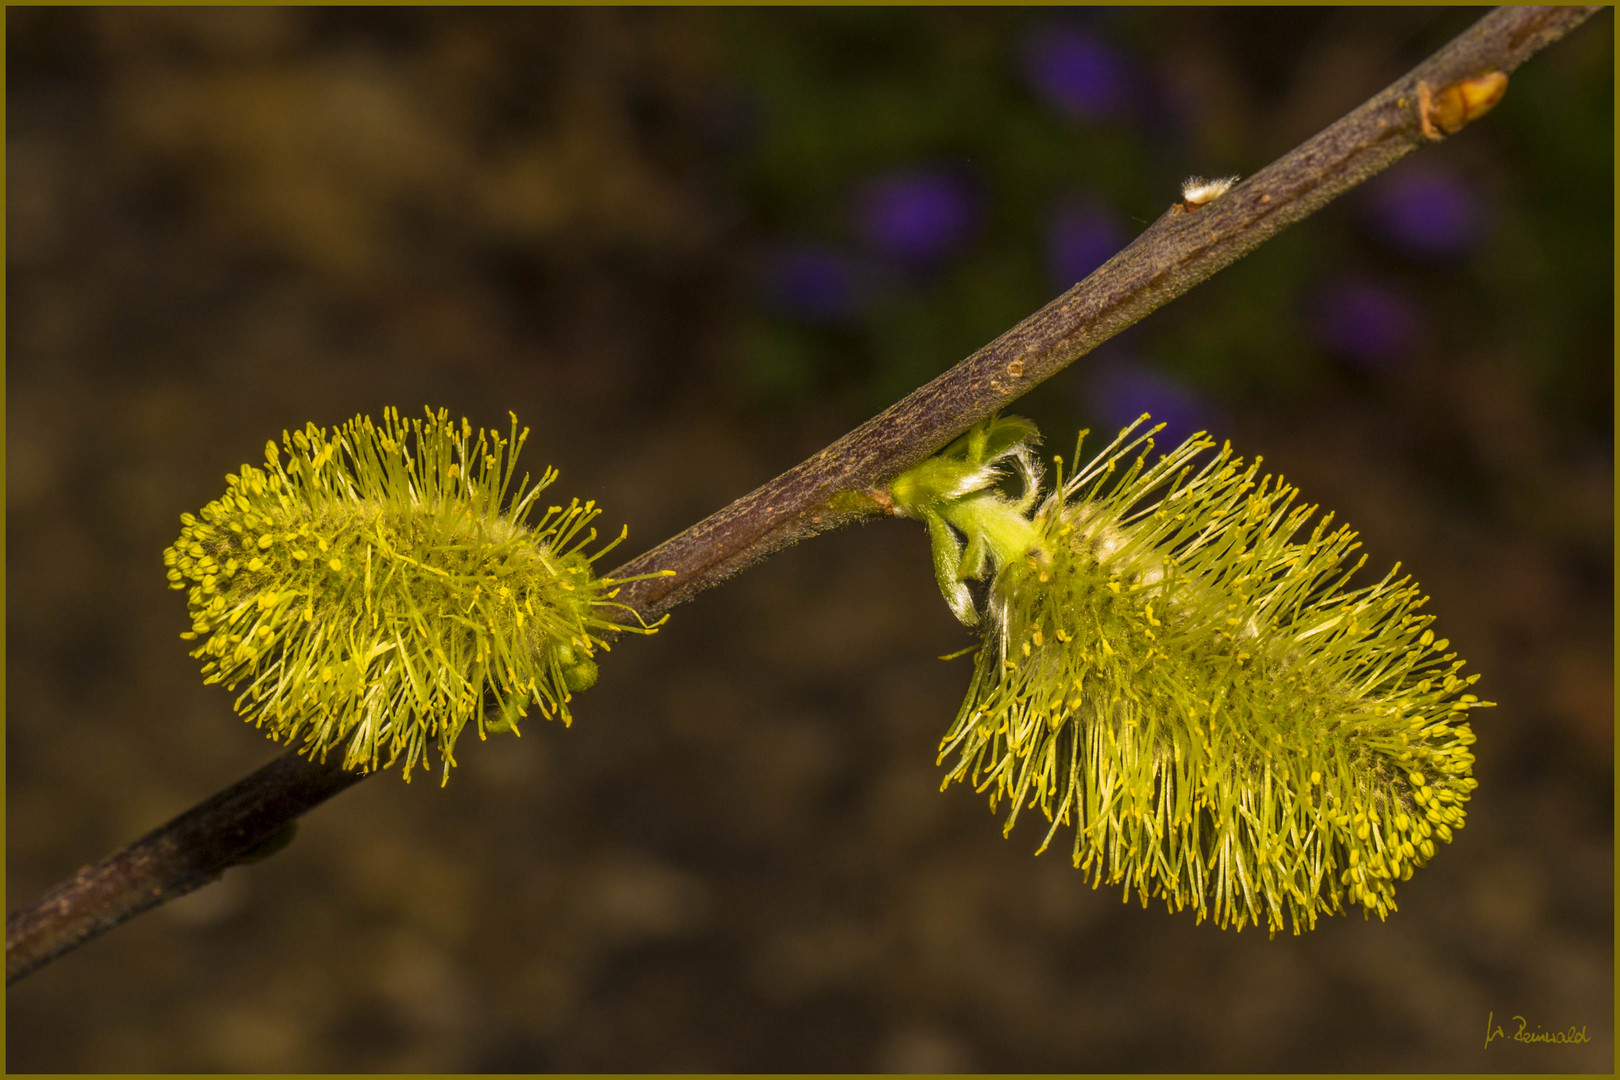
7;7;1612;1072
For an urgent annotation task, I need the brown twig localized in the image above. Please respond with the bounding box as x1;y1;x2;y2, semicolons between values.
607;4;1598;617
7;5;1597;987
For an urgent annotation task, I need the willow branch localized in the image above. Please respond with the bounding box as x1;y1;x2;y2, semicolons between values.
613;4;1599;616
7;5;1597;987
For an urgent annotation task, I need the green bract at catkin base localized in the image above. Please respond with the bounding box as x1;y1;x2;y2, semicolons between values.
164;407;666;784
892;415;1486;936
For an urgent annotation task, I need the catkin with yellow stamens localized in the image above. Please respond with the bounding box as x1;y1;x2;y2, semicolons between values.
895;415;1485;935
165;407;662;783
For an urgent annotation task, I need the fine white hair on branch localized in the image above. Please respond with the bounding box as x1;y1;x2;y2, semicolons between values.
1180;174;1241;208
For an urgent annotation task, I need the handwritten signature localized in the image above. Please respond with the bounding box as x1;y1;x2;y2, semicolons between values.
1485;1011;1592;1049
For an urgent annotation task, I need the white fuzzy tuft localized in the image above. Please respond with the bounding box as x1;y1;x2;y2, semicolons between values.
1180;174;1240;206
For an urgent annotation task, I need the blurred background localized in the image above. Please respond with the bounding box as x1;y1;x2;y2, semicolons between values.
6;6;1612;1072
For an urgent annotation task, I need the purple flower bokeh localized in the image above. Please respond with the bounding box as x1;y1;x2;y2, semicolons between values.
1088;363;1210;449
1046;199;1128;289
1365;165;1485;262
855;168;980;265
1022;26;1133;120
757;245;865;324
1310;278;1423;369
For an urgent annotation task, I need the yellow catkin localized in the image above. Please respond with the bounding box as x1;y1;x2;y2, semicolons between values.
895;415;1485;936
165;407;664;783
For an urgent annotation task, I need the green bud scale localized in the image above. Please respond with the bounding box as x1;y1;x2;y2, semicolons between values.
164;407;660;783
893;416;1486;935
